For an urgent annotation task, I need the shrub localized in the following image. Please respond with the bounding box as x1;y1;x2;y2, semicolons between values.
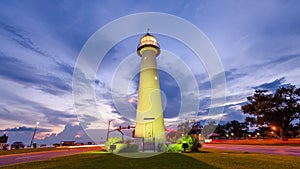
167;143;183;152
105;136;122;151
118;144;139;153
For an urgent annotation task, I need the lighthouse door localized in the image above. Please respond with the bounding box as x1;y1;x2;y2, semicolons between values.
145;122;153;138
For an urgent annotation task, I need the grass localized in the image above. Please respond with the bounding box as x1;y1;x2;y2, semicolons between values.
184;148;300;169
1;149;299;169
209;138;300;146
1;152;218;169
0;148;65;156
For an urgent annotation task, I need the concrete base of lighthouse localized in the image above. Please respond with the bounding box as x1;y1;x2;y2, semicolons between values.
135;114;165;152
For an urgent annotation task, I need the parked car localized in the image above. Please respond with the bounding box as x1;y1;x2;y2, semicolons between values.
11;142;25;149
1;144;9;150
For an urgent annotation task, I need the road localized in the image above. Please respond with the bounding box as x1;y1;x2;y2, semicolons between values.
0;146;104;167
203;144;300;157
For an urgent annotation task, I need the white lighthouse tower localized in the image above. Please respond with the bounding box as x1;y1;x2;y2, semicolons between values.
135;33;165;144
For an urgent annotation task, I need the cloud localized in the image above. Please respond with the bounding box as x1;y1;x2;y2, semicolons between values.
0;25;73;96
253;77;288;91
0;126;50;132
40;123;93;144
0;22;46;55
1;0;300;143
1;123;94;145
0;89;77;131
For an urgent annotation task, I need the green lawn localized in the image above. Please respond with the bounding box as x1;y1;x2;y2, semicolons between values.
185;148;300;169
1;149;299;169
0;148;64;156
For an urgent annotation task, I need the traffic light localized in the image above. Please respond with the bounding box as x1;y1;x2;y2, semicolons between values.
128;125;130;129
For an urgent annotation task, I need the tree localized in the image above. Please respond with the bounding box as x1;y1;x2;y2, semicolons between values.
201;121;217;138
188;121;202;135
188;121;202;151
242;85;300;137
177;120;195;136
215;124;227;138
224;120;249;138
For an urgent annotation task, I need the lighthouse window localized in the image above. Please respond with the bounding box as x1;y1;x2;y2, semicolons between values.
140;36;158;46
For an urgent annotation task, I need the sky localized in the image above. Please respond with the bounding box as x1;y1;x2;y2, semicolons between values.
0;0;300;145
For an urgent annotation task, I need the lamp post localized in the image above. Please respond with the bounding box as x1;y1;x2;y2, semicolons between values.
271;126;277;137
30;122;39;148
106;120;114;141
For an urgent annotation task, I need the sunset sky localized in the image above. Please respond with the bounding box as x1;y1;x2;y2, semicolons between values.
1;0;300;144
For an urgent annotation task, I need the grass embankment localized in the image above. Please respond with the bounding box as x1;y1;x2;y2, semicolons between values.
209;138;300;146
185;148;300;169
1;149;299;169
0;146;104;156
0;148;63;156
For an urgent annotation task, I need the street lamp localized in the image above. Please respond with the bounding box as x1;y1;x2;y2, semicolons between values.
30;122;39;147
106;119;114;141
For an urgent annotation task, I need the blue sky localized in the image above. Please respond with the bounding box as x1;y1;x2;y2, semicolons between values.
1;0;300;144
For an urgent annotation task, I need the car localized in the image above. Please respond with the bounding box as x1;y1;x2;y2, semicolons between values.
1;144;9;150
11;142;25;149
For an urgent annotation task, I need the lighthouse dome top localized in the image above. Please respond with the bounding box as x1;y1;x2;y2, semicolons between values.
139;33;159;47
137;33;160;56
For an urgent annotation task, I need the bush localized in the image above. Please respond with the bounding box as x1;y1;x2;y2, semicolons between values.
157;143;168;152
176;134;202;152
167;144;183;152
105;136;122;151
118;144;139;153
178;135;194;151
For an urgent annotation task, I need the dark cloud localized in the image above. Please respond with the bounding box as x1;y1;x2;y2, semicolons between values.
199;97;211;110
0;95;76;127
2;123;94;145
41;123;93;144
57;62;74;76
222;106;246;122
253;77;289;92
0;54;72;95
41;109;76;125
0;126;51;132
0;22;46;55
159;70;181;118
0;54;38;84
79;115;98;129
197;69;246;91
267;54;300;65
0;20;75;96
224;69;247;82
198;80;211;90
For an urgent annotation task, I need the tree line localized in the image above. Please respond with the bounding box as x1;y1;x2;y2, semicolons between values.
173;85;300;140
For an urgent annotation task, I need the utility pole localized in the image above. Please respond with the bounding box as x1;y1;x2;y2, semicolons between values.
30;122;39;147
106;120;113;141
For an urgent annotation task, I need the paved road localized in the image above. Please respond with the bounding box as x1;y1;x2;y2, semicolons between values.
203;144;300;157
0;146;104;167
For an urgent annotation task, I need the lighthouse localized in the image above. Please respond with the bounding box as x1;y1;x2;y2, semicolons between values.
135;33;165;142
